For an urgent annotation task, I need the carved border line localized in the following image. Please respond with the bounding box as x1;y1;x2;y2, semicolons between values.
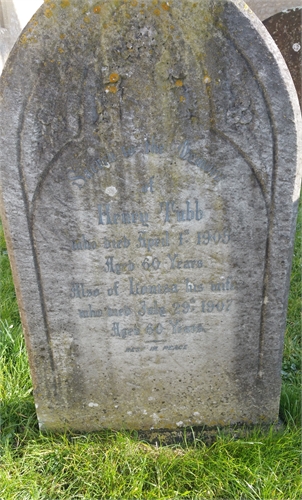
17;62;87;395
215;27;279;380
17;65;58;392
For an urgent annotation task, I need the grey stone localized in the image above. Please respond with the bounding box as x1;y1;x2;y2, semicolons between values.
247;0;301;21
0;0;301;432
0;0;21;73
1;0;299;74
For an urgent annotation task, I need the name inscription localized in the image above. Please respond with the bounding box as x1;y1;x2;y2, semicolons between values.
97;199;204;226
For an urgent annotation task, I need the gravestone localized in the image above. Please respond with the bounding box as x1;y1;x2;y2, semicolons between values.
247;0;300;21
263;7;302;108
0;0;21;73
0;0;301;432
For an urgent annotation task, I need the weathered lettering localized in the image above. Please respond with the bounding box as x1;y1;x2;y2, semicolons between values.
98;203;149;227
160;200;203;223
78;305;102;318
112;323;140;338
168;253;203;270
129;278;178;296
70;284;100;299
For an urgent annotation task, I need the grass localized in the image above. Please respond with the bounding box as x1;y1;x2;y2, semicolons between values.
0;428;300;499
0;199;301;499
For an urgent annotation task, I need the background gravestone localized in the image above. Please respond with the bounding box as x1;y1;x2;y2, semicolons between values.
247;0;301;21
0;0;42;73
0;0;301;432
263;7;302;107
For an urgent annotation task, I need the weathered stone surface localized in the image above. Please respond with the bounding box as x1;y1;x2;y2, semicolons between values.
263;7;302;108
0;0;301;431
1;1;298;74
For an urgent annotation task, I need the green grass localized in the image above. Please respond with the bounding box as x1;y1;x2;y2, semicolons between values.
0;427;301;499
0;200;301;499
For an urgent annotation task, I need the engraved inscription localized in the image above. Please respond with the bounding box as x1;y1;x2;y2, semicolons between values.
138;300;166;317
137;231;169;251
67;140;224;190
169;320;206;334
129;278;178;295
72;235;97;251
71;284;100;298
160;200;203;223
104;236;131;249
65;143;238;356
167;253;203;269
98;204;149;226
197;230;231;245
201;300;233;313
112;323;140;338
105;257;135;274
78;305;102;318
